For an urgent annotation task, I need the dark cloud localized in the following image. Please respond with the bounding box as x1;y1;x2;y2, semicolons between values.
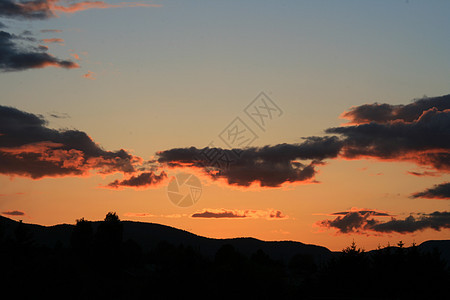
0;0;54;19
0;105;140;179
411;182;450;200
48;111;70;119
318;210;450;234
191;209;247;219
0;21;7;28
332;210;391;217
0;30;79;71
342;94;450;124
1;210;25;216
106;171;167;189
156;94;450;187
191;209;288;219
157;136;341;187
327;107;450;171
406;171;440;177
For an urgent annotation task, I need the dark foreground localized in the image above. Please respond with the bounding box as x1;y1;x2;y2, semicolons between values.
1;213;449;299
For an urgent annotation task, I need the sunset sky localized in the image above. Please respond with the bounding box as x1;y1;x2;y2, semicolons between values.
1;0;449;251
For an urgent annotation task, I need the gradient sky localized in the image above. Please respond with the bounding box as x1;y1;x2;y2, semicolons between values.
1;0;449;251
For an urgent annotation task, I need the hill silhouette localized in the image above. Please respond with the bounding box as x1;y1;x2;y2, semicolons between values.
0;215;333;264
1;214;449;299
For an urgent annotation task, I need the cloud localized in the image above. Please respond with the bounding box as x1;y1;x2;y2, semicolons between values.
317;210;450;234
123;212;155;218
82;70;96;80
341;94;450;124
41;37;64;44
123;212;185;218
1;210;25;216
411;182;450;200
48;111;70;119
0;105;140;179
157;136;342;187
406;171;440;177
331;209;391;217
0;0;54;19
106;171;167;189
40;29;62;33
191;208;288;220
0;30;79;71
0;0;161;19
0;21;6;28
156;93;450;188
327;98;450;171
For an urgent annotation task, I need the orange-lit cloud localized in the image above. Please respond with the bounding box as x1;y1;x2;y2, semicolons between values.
157;94;450;188
42;37;64;44
82;70;96;80
157;136;341;187
0;105;140;179
51;1;162;14
191;208;288;220
0;0;161;20
41;29;62;33
123;212;185;218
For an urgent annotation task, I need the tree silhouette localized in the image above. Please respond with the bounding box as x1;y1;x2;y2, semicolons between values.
70;217;93;257
95;212;123;248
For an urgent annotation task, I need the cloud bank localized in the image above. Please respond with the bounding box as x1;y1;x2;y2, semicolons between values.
317;210;450;234
157;94;450;187
0;105;139;178
157;136;342;187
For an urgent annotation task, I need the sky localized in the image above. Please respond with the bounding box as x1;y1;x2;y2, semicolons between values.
0;0;449;251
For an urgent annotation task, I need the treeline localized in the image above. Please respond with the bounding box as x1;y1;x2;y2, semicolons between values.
1;213;449;299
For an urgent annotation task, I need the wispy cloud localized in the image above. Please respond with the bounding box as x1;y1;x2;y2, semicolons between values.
411;182;450;200
82;70;96;80
0;0;161;20
191;208;288;220
1;210;25;216
40;29;62;33
41;37;64;44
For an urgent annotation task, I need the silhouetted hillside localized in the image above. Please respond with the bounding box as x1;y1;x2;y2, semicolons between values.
0;215;332;264
1;214;449;299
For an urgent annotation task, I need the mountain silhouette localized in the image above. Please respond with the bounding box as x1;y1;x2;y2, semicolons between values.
0;215;333;264
1;215;449;265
